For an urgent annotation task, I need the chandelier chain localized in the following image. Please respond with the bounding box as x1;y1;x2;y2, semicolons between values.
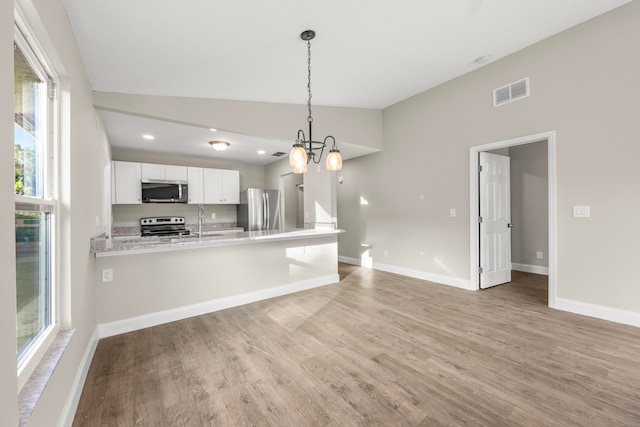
307;39;313;123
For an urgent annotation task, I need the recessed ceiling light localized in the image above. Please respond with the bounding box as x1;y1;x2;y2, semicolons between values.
257;150;266;155
209;128;217;132
142;134;155;140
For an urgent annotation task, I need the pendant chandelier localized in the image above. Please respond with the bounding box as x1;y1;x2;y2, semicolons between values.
289;30;342;174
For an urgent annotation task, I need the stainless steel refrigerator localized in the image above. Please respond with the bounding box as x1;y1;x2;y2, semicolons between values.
237;188;281;231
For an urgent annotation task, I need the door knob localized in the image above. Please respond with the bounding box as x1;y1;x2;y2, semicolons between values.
507;223;515;228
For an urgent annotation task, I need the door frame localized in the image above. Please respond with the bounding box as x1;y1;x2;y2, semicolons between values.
469;131;557;308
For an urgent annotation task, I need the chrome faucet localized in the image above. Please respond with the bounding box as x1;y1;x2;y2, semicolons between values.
197;203;205;238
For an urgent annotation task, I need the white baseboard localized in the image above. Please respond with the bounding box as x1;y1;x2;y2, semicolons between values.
338;256;360;265
338;256;472;290
373;262;473;290
512;262;549;275
58;328;99;427
98;274;340;338
553;297;640;328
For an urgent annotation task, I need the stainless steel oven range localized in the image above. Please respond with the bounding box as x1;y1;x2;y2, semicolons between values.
140;217;191;237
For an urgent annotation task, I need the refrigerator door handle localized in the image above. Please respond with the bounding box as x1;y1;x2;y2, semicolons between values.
265;193;270;230
262;192;267;230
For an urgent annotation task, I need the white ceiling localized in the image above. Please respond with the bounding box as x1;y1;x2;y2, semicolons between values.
100;110;294;165
64;0;629;163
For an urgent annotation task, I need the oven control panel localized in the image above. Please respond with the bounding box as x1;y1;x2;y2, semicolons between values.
140;217;185;225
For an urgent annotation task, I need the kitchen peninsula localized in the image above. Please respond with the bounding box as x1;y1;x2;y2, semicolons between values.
92;227;342;257
92;228;342;338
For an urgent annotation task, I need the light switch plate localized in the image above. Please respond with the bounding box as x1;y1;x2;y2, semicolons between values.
573;205;591;218
102;269;113;282
449;208;457;217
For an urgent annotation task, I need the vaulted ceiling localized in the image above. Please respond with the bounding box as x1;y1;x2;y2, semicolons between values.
63;0;630;162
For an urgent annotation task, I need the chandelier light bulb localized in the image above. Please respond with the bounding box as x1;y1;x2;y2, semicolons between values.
289;143;308;174
326;148;343;171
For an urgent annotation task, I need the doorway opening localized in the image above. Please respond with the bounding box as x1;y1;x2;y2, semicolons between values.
281;173;304;229
469;131;557;308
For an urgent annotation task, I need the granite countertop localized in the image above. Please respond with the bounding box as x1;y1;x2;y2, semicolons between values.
91;228;343;257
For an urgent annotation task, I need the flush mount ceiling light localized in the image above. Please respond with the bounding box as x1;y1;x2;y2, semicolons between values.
289;30;342;174
209;140;230;151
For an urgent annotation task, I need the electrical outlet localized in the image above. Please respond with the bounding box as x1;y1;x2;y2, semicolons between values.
211;213;216;219
536;251;544;260
573;205;591;218
383;250;389;258
450;208;457;217
102;269;113;282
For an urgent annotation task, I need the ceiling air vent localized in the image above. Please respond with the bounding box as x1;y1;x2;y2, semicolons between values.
493;77;529;107
271;151;286;157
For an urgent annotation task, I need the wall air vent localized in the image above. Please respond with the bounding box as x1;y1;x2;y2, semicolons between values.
493;77;530;107
271;152;286;157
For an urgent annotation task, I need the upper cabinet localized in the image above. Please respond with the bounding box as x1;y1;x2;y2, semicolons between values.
222;170;240;204
166;165;188;181
112;161;141;204
141;163;187;181
187;167;204;204
112;161;239;205
203;169;240;204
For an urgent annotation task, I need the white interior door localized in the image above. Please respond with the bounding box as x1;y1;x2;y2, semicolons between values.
479;152;512;289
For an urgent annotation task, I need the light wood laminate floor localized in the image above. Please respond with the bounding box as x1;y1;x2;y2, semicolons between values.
73;264;640;426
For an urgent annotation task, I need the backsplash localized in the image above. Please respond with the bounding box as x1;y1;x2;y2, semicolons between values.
111;204;237;236
112;222;239;237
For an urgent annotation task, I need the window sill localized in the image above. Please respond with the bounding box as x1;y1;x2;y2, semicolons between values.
18;329;74;427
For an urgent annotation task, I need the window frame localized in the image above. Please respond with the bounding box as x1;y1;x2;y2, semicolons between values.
14;10;60;392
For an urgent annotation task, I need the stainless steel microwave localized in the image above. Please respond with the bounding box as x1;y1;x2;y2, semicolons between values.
141;180;188;203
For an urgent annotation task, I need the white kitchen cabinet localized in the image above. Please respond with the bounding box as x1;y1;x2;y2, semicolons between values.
140;163;165;180
112;161;141;204
141;163;188;181
165;165;188;181
187;167;204;204
203;168;240;204
203;169;223;204
222;169;240;204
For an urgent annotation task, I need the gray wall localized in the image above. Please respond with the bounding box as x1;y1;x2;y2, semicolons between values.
510;142;548;268
282;173;304;229
338;2;640;312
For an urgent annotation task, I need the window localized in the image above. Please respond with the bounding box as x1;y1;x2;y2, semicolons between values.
14;20;58;385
